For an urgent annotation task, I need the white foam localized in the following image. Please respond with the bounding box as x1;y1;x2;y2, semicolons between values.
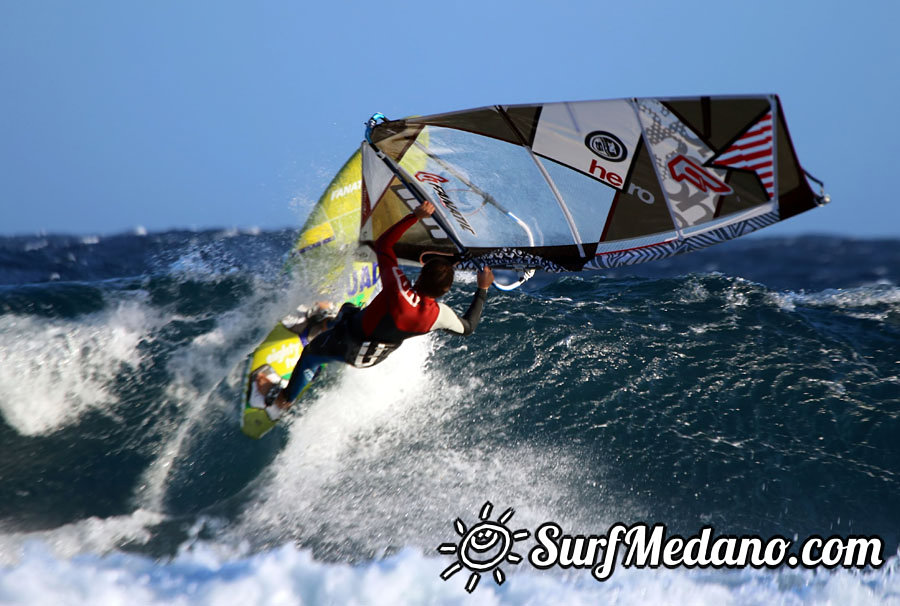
166;249;237;278
135;290;291;513
0;541;896;606
226;334;620;552
0;293;163;436
237;336;448;533
771;285;900;313
288;193;316;223
0;509;165;566
676;278;711;303
23;239;48;252
724;283;750;308
132;252;370;514
454;270;478;285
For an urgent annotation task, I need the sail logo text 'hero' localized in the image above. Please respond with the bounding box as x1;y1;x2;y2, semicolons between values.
587;158;624;189
628;183;655;204
415;172;477;235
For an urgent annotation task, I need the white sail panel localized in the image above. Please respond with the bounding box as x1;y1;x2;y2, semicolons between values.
532;100;642;192
536;155;615;245
360;143;396;243
396;126;576;249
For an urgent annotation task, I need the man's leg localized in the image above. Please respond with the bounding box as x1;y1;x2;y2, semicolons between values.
275;326;347;409
280;351;338;403
281;301;337;339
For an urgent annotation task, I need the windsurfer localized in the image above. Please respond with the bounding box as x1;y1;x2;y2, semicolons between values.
263;200;493;414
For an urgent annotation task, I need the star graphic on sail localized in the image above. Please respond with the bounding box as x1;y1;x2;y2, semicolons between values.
710;111;775;199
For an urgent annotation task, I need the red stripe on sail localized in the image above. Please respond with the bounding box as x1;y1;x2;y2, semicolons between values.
732;135;773;151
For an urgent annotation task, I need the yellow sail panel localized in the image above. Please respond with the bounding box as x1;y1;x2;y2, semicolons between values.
359;131;451;255
242;148;382;438
296;221;335;253
370;177;415;236
295;151;362;253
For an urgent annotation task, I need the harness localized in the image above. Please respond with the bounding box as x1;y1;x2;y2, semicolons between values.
318;303;402;369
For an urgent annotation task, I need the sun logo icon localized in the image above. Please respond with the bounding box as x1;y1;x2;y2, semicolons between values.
437;501;530;593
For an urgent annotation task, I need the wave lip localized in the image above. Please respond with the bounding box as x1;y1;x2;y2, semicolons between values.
0;294;161;436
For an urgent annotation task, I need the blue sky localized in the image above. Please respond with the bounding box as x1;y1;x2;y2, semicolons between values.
1;0;898;237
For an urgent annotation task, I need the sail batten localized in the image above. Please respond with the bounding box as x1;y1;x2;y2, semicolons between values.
629;97;685;242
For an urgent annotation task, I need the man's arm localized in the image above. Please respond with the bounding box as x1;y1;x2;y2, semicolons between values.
374;214;417;260
432;267;493;336
374;201;435;256
374;200;434;284
372;201;435;292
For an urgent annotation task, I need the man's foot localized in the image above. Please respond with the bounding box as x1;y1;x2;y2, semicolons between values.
254;367;293;411
253;367;280;394
273;390;291;410
305;301;336;340
249;365;286;420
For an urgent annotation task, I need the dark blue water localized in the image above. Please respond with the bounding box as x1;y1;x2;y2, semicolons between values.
0;230;898;604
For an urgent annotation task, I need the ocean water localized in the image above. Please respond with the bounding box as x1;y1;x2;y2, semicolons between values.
0;230;898;605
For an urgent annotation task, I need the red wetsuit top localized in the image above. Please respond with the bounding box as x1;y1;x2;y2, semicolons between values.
355;213;487;348
360;214;441;342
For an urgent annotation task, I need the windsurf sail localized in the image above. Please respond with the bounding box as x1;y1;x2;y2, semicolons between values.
243;150;380;439
360;95;827;272
283;150;379;304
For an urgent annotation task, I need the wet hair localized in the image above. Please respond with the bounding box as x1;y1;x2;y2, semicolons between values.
414;259;455;298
